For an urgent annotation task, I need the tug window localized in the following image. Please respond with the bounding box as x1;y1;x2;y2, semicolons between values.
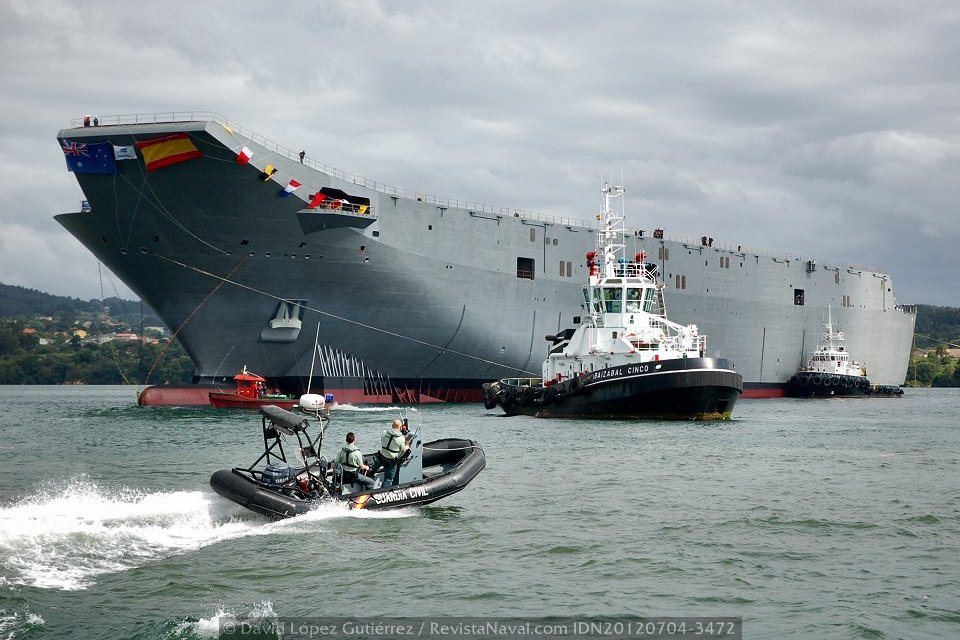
644;287;657;312
517;257;535;280
591;287;604;314
603;288;622;313
625;288;643;312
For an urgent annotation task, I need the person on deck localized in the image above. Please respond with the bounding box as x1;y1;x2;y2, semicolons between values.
375;419;409;488
335;432;374;489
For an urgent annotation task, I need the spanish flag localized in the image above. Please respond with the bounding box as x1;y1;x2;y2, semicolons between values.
136;133;202;173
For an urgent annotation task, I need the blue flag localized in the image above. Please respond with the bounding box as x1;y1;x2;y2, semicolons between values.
62;140;118;174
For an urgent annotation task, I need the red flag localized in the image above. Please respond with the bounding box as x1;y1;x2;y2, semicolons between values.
307;192;327;209
280;179;301;197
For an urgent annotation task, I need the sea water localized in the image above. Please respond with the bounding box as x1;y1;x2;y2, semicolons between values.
0;386;958;639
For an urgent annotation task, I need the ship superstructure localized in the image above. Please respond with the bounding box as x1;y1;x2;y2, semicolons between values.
54;113;916;403
482;183;742;419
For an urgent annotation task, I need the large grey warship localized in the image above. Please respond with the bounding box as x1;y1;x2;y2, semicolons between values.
55;112;916;403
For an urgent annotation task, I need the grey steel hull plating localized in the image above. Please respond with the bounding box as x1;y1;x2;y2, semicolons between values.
55;117;916;398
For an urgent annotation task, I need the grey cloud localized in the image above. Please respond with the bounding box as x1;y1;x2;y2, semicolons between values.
1;0;958;305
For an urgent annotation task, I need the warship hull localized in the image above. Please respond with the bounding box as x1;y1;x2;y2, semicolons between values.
55;113;916;403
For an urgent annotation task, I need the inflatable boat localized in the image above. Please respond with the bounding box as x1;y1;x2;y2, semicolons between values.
210;406;485;518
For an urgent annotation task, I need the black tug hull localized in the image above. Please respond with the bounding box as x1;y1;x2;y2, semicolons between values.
485;357;743;420
786;371;903;398
210;438;485;519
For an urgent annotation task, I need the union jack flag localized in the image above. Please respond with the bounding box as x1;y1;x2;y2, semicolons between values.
62;140;88;157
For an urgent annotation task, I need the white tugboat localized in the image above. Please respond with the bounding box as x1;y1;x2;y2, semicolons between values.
482;183;743;420
787;309;903;398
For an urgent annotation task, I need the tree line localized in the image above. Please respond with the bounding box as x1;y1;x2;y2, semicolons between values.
2;283;959;386
0;282;193;385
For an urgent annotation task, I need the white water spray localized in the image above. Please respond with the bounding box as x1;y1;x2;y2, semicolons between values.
0;477;411;591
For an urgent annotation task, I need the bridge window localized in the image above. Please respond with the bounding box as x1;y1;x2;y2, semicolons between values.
529;228;536;242
566;261;572;277
644;287;657;312
603;287;622;313
517;257;535;280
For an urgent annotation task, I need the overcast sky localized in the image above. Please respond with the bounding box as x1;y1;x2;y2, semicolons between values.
1;1;958;306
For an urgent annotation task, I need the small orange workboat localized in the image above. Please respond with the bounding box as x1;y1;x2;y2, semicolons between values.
208;366;297;409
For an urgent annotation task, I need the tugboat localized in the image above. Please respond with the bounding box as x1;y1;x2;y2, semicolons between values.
786;309;904;398
210;405;485;517
208;366;298;409
482;183;743;420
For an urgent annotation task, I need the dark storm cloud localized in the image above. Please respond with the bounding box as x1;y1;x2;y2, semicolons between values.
1;0;957;304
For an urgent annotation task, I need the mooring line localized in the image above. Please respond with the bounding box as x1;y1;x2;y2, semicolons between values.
150;252;539;376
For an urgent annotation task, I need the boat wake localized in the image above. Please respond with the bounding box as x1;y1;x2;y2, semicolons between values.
0;477;412;591
334;403;403;412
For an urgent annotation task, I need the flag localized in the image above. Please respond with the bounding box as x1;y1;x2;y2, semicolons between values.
222;124;234;135
259;164;277;181
236;146;253;164
358;205;368;215
62;140;117;174
307;192;327;209
280;179;301;197
136;133;202;172
113;145;137;160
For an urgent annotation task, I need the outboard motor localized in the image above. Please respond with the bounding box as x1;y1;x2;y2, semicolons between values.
261;463;296;486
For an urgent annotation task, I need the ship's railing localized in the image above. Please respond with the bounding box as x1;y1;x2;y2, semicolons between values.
69;111;595;229
65;112;892;272
624;229;884;276
304;200;374;215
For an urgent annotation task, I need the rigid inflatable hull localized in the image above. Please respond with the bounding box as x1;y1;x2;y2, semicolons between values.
210;438;485;518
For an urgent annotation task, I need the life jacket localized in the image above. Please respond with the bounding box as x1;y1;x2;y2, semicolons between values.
379;429;404;459
337;444;361;472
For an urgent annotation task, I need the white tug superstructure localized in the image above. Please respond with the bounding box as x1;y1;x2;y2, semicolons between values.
543;183;706;382
802;307;865;378
483;183;743;420
786;307;903;397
